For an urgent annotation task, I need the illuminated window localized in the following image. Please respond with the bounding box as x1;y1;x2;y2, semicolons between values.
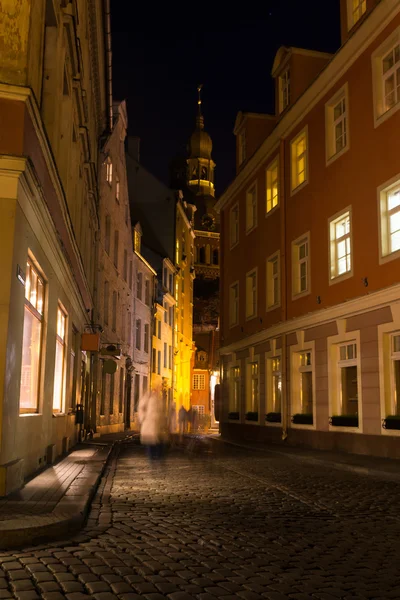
193;373;206;390
279;68;290;113
106;158;113;184
391;334;400;415
348;0;366;28
246;361;259;415
266;158;279;213
292;234;309;297
20;258;45;414
238;131;246;166
137;272;142;300
229;282;239;327
53;304;67;413
229;366;241;413
192;404;205;415
134;229;141;253
325;84;349;164
230;203;239;248
136;319;141;350
329;209;352;281
298;351;313;415
291;128;308;192
382;44;400;113
266;357;282;416
267;252;280;309
246;268;257;319
246;182;257;233
380;181;400;260
372;29;400;125
116;176;120;202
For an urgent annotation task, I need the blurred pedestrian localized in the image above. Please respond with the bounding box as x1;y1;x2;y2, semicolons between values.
192;407;199;433
187;406;193;433
178;405;187;438
138;385;168;460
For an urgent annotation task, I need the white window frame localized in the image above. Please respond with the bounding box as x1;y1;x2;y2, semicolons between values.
290;126;308;194
347;0;366;30
266;251;280;310
245;357;259;421
379;323;400;436
193;373;206;390
372;27;400;127
245;181;258;233
53;303;67;414
230;203;239;248
328;207;353;284
378;174;400;264
327;328;362;433
290;338;316;429
106;158;113;184
265;339;282;425
292;232;310;299
245;267;257;320
229;281;239;328
266;157;279;214
229;364;241;416
325;83;350;165
279;68;290;113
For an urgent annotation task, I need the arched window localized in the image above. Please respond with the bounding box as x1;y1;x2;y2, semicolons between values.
199;247;205;263
205;244;211;264
213;249;219;265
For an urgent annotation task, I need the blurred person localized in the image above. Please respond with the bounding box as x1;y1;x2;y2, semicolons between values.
178;405;187;438
138;385;168;460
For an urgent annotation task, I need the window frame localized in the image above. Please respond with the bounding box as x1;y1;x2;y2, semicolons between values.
193;373;206;390
290;126;309;195
245;358;259;421
328;207;353;284
325;83;350;166
266;251;281;310
279;68;290;113
53;303;68;414
378;174;400;264
245;267;258;321
245;181;258;234
372;27;400;127
347;0;366;30
266;157;279;215
292;232;310;299
290;340;316;429
229;364;241;416
265;339;282;424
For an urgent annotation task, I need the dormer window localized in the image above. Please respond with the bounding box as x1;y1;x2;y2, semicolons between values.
106;158;113;184
349;0;366;28
238;131;246;166
279;69;290;113
134;229;141;253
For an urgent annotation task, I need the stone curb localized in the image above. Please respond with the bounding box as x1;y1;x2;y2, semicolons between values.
0;443;114;550
209;436;400;482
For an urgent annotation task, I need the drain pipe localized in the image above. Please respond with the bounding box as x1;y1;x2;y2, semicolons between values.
103;0;113;132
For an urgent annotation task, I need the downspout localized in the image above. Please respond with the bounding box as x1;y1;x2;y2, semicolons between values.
103;0;113;132
280;138;288;442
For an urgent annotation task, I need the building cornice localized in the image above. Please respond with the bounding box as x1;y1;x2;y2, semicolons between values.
219;282;400;356
216;0;400;214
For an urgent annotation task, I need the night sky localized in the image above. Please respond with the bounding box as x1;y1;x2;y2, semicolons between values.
111;1;341;196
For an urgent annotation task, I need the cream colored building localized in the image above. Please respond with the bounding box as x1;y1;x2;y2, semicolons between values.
0;0;108;494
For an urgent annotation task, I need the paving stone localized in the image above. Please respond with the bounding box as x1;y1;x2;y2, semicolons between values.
9;580;35;592
40;594;65;600
109;582;133;594
13;592;40;600
0;592;12;600
60;581;86;593
92;594;119;600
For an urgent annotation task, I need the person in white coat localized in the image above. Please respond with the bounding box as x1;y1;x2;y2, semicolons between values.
138;386;168;460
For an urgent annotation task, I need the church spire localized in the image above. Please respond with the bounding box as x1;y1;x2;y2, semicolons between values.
197;84;204;130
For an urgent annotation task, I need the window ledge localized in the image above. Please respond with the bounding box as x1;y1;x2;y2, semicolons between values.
266;302;281;313
230;241;239;250
379;249;400;266
326;144;349;167
292;290;310;301
374;102;400;129
290;422;316;430
245;225;257;236
245;314;257;322
53;412;66;418
328;425;361;433
329;270;353;286
290;180;308;197
265;204;279;218
19;412;41;417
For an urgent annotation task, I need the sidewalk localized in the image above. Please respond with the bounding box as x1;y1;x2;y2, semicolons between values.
0;431;135;550
209;434;400;481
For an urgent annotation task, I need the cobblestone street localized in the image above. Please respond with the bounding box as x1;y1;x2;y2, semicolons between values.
1;440;400;600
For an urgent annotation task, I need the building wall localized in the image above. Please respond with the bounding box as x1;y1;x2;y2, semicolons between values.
217;1;400;458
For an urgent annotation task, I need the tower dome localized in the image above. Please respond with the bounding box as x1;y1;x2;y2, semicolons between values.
188;115;213;159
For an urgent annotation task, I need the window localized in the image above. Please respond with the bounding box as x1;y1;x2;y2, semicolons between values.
390;334;400;415
164;306;168;323
152;348;156;373
213;249;219;265
123;250;128;281
267;252;280;309
229;366;240;414
134;229;141;253
106;158;112;183
105;215;111;255
113;230;119;269
119;367;124;413
169;345;172;369
292;350;313;419
157;320;161;339
246;269;257;319
279;68;290;113
192;404;205;415
382;44;400;113
143;323;149;353
157;350;161;375
292;234;310;297
53;305;67;413
329;209;352;281
229;282;239;327
109;372;114;414
116;176;120;202
238;131;246;166
379;177;400;262
246;361;259;415
266;357;282;416
266;158;279;213
246;182;257;233
103;280;109;325
291;128;308;192
136;319;141;350
193;373;206;390
348;0;366;28
169;306;174;327
337;343;359;418
112;291;117;331
145;279;150;306
164;342;167;368
230;203;239;248
20;258;45;413
137;272;142;300
325;85;349;164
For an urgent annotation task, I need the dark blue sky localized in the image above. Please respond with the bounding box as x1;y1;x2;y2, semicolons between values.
111;1;341;196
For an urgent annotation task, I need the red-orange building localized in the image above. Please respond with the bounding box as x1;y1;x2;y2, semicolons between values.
216;0;400;458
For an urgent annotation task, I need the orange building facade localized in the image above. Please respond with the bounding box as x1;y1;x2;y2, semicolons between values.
216;0;400;458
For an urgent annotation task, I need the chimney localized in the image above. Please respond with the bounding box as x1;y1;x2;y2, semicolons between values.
127;136;140;162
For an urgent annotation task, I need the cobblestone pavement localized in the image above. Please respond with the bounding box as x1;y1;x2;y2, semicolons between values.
1;440;400;600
